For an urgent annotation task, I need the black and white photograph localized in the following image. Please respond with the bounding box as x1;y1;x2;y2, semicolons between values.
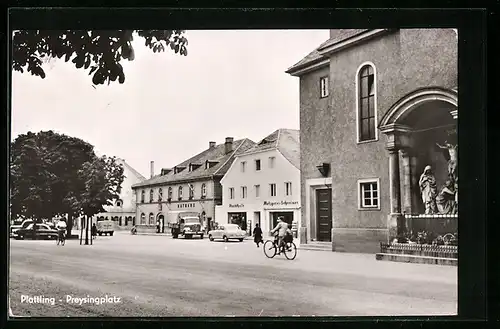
9;24;460;317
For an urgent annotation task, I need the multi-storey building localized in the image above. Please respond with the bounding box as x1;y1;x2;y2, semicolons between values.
131;137;255;233
286;29;458;253
216;129;301;241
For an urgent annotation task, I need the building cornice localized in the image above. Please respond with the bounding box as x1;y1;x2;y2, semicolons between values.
286;59;329;77
132;176;214;190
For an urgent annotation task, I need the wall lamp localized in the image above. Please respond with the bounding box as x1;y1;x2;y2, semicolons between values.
316;162;330;177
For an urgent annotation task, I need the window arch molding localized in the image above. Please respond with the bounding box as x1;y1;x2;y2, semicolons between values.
355;61;379;143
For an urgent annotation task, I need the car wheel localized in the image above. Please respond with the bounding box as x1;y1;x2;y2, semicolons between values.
200;234;204;239
110;232;114;236
99;232;102;236
239;238;244;242
223;236;228;242
209;235;214;241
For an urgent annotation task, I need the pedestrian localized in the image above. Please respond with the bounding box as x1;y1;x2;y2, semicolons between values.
253;223;263;248
91;223;97;239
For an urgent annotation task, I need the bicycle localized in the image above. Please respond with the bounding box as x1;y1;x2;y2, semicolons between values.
263;233;297;260
56;231;66;246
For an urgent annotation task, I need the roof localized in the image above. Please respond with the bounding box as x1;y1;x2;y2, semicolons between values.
119;159;146;181
240;129;300;170
132;138;256;188
286;29;369;74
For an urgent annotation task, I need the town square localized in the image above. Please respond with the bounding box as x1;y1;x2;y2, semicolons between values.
10;27;459;317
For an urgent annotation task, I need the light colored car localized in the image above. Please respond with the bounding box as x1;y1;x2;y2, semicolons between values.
13;223;59;240
208;224;246;242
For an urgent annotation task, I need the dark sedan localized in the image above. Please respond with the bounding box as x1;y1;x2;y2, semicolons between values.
13;223;59;240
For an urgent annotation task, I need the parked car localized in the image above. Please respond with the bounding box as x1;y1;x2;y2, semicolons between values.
12;223;59;240
10;219;34;235
208;224;246;242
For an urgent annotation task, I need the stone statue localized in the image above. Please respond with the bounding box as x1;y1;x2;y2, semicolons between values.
419;165;438;214
436;141;458;181
436;179;457;214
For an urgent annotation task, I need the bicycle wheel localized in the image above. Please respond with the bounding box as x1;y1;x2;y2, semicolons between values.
56;237;60;245
61;237;65;246
263;240;277;258
284;242;297;260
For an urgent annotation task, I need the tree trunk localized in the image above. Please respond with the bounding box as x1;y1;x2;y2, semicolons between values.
85;215;89;245
67;213;73;237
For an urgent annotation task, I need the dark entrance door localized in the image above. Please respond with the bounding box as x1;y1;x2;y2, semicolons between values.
316;188;332;242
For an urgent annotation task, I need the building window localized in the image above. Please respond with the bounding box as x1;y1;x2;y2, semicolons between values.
320;76;329;98
269;156;275;169
178;186;183;200
358;179;380;209
255;159;261;171
255;184;260;198
168;187;172;200
241;161;246;173
188;184;194;200
241;186;247;199
149;189;154;203
201;183;207;199
158;188;163;202
140;213;146;225
149;213;155;225
229;187;235;199
270;183;277;197
357;63;377;142
116;199;123;207
141;190;145;203
285;182;292;196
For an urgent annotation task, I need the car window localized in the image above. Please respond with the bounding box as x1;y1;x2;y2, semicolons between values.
26;224;34;230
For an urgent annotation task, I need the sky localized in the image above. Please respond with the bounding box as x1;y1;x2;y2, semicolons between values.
11;30;330;177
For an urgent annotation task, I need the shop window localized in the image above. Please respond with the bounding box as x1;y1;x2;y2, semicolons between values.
357;63;377;142
358;178;380;209
201;183;207;199
285;182;292;196
229;187;235;199
140;213;146;225
255;184;260;198
270;183;277;197
320;76;329;98
255;159;261;171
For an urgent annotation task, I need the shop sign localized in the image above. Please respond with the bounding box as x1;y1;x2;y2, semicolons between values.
263;200;299;208
229;203;245;208
177;203;196;209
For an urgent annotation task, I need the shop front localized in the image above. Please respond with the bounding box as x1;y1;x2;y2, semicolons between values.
228;212;248;232
262;200;301;240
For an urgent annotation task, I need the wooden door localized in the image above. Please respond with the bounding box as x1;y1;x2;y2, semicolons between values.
316;189;332;242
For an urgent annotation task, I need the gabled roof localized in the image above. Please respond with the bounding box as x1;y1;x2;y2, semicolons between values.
240;129;300;170
119;159;146;181
286;29;369;75
132;138;256;188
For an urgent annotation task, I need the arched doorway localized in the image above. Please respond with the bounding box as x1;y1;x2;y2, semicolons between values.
157;213;165;233
379;87;457;237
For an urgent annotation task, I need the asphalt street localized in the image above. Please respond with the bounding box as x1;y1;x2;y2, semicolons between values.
9;231;457;317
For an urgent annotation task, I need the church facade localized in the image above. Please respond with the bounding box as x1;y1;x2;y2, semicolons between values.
286;29;458;253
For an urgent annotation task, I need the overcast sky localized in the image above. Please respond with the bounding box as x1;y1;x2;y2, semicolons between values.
11;30;329;177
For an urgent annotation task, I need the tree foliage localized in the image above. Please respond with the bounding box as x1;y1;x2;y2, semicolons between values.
12;30;188;86
10;131;125;235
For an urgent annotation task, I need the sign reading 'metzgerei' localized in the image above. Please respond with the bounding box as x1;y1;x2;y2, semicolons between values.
263;201;299;207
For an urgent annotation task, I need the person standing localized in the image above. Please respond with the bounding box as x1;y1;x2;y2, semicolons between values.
253;223;263;248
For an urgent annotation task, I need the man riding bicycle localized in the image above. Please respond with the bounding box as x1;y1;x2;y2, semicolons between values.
270;217;290;254
55;217;67;242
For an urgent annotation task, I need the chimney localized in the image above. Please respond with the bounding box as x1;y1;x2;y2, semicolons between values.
209;141;216;149
150;161;154;179
224;137;234;154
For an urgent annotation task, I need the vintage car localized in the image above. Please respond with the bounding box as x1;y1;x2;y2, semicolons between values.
13;223;59;240
10;219;34;236
208;224;246;242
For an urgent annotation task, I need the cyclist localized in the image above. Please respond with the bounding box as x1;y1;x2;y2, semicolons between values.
55;217;67;243
270;216;289;254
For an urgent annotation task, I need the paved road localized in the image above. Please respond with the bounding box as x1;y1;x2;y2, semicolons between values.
9;232;457;317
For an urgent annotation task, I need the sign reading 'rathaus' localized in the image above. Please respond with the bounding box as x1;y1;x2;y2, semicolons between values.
263;200;299;207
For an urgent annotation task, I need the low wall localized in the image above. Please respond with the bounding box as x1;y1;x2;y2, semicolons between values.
332;228;389;253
